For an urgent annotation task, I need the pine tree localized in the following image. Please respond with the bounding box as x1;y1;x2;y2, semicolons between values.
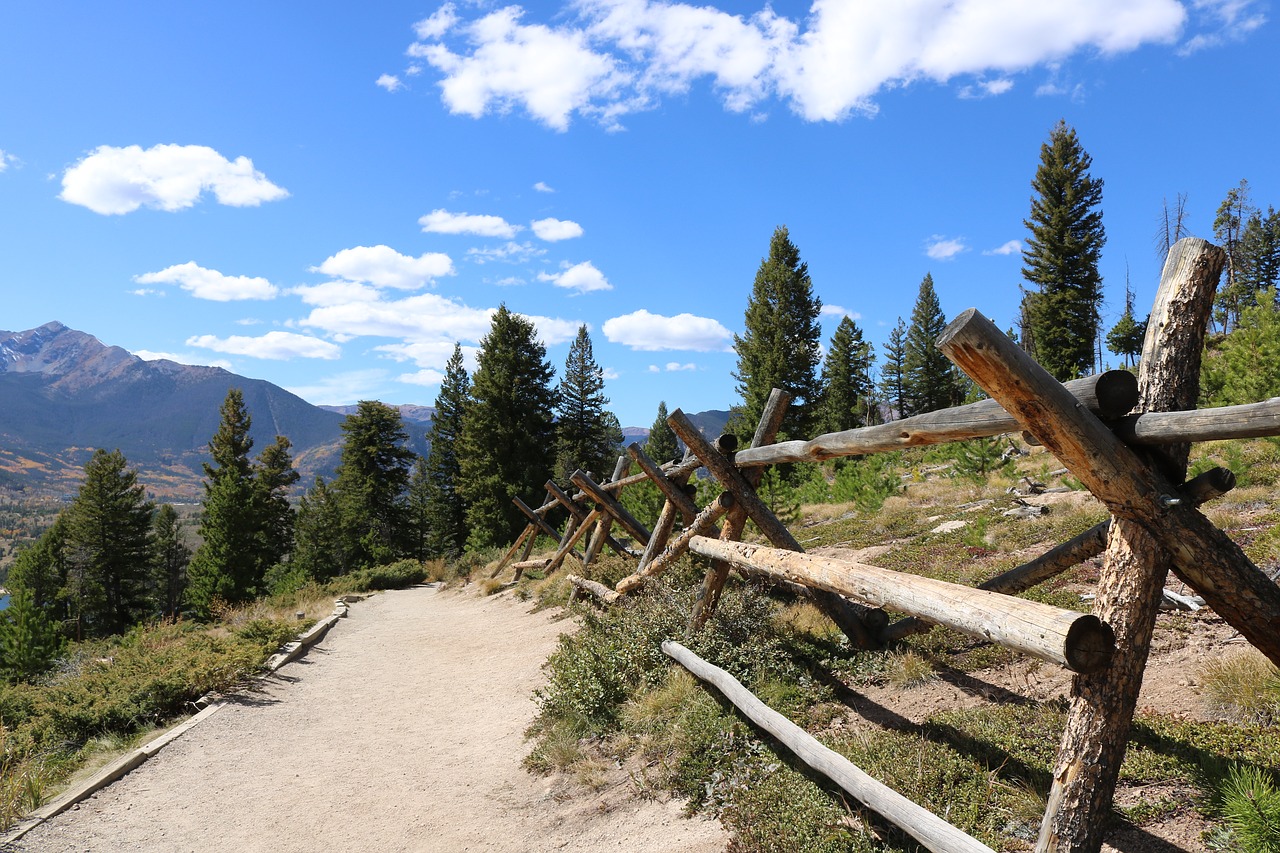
253;436;299;577
820;316;875;432
406;456;433;562
1022;120;1107;381
733;225;824;440
0;589;64;682
64;449;154;638
458;305;557;550
291;478;347;582
879;318;908;420
902;273;957;415
6;516;70;621
1106;279;1148;367
555;325;621;484
187;389;260;614
332;401;415;569
424;344;470;559
151;504;190;621
645;401;680;464
1214;179;1254;332
1238;206;1280;298
1202;287;1280;406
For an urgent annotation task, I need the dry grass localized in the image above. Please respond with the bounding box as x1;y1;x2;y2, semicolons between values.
1199;650;1280;725
884;649;937;689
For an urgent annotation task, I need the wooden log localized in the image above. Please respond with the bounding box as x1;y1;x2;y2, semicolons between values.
733;372;1138;468
688;537;1113;672
663;640;997;853
491;523;534;578
584;456;633;564
514;496;563;542
571;469;653;546
572;456;703;502
548;511;597;572
669;409;878;648
615;493;734;594
939;307;1280;667
882;465;1237;642
635;449;698;573
567;574;621;605
628;443;699;523
510;558;550;571
1113;398;1280;446
545;480;588;520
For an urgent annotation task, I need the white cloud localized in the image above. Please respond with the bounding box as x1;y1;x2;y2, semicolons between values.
531;217;584;241
0;150;16;172
665;362;696;371
376;74;404;92
398;368;447;386
311;244;454;289
130;288;164;297
602;367;620;380
491;275;526;286
604;309;733;351
1179;0;1267;54
821;304;861;319
132;349;233;370
186;331;341;360
292;281;383;306
375;340;479;370
300;291;497;342
537;260;612;294
647;364;660;373
958;77;1014;98
522;314;582;344
984;239;1023;256
419;208;521;237
135;262;280;301
534;181;555;193
405;0;1188;128
60;144;288;215
466;241;546;264
414;3;459;40
925;236;967;260
286;369;391;405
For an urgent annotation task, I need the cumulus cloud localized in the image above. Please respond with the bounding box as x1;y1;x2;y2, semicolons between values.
958;77;1014;98
132;349;233;370
534;181;555;192
375;340;477;370
984;239;1023;256
925;236;967;261
376;74;404;91
286;369;392;405
419;208;521;237
531;217;584;241
398;368;447;386
466;241;546;264
311;244;454;289
665;362;696;371
821;304;861;319
523;314;582;344
300;291;497;342
1179;0;1267;54
604;309;733;351
292;281;383;306
0;150;16;172
537;260;612;294
402;0;1189;128
186;331;341;360
60;144;288;215
135;262;280;301
602;367;620;379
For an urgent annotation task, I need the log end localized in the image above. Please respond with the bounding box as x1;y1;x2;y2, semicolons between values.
1095;370;1140;420
935;307;982;350
1063;615;1116;674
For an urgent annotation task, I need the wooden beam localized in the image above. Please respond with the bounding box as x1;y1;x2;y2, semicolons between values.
628;443;699;523
548;510;597;572
491;523;534;578
545;480;587;520
634;448;698;573
733;371;1138;468
570;469;653;545
664;641;997;853
615;493;734;594
688;537;1113;673
567;574;620;606
514;495;563;542
584;456;633;563
1113;398;1280;446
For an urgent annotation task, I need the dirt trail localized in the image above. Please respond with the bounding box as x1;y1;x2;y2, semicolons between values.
14;586;727;853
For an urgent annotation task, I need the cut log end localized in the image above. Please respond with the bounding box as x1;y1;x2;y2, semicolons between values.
1093;370;1140;420
1064;615;1116;674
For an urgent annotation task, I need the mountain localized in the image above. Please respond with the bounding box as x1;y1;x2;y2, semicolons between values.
0;322;349;499
320;403;436;427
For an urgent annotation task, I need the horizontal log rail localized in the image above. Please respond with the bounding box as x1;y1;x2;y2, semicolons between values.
687;537;1114;673
663;641;997;853
1113;398;1280;445
567;575;621;605
733;371;1138;467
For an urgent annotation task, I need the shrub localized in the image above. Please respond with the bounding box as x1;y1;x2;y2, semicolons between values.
1217;763;1280;852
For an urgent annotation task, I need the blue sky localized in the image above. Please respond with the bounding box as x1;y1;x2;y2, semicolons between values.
0;0;1275;429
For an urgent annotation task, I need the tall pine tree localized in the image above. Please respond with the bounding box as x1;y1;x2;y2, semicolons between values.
1021;120;1107;381
645;400;680;464
555;325;621;484
423;344;470;559
902;273;958;415
151;504;190;621
458;306;557;550
878;318;908;420
821;315;875;432
332;401;415;569
733;226;824;440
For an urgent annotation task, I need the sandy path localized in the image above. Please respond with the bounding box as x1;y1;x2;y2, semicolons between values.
14;586;727;853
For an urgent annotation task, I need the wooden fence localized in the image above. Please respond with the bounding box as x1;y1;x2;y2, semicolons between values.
491;237;1280;853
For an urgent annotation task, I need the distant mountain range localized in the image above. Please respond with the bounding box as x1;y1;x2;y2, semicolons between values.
0;322;731;500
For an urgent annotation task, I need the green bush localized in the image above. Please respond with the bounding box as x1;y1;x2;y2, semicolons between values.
1217;763;1280;852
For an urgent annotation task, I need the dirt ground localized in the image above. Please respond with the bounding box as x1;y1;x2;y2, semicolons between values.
10;585;728;853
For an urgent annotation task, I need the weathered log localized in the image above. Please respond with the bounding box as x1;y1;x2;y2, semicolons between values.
571;469;653;546
491;523;535;578
615;493;734;594
584;456;632;564
688;537;1113;673
548;510;598;572
733;372;1138;468
545;480;587;520
669;409;878;648
882;465;1236;642
572;456;703;502
1113;398;1280;447
510;558;550;571
628;443;698;523
635;449;698;574
567;574;621;606
514;496;564;542
663;640;997;853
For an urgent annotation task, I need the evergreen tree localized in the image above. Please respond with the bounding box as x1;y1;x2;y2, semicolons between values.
6;516;70;620
902;273;958;415
1238;206;1280;298
555;325;622;484
1022;120;1107;381
424;344;470;559
187;390;260;614
645;400;680;464
64;449;154;638
820;315;875;433
152;504;190;621
733;225;824;440
879;318;908;419
291;478;347;582
406;456;433;562
332;401;415;569
1106;279;1148;367
253;436;299;578
1214;179;1254;332
1202;287;1280;406
0;589;64;682
458;305;557;550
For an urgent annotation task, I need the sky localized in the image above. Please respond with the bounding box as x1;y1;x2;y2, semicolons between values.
0;1;1276;430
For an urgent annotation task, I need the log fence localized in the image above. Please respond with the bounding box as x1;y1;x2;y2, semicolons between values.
488;237;1280;852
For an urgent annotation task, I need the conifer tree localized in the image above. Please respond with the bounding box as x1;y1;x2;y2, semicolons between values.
6;516;69;620
1022;120;1107;380
733;225;824;440
458;306;557;550
821;315;875;432
902;273;958;415
1238;206;1280;298
1106;279;1148;367
254;436;299;576
291;478;347;581
151;504;190;621
645;401;680;464
332;401;415;568
1214;179;1254;332
64;449;154;638
879;318;908;419
423;344;470;558
406;456;433;562
555;325;621;484
0;589;64;682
